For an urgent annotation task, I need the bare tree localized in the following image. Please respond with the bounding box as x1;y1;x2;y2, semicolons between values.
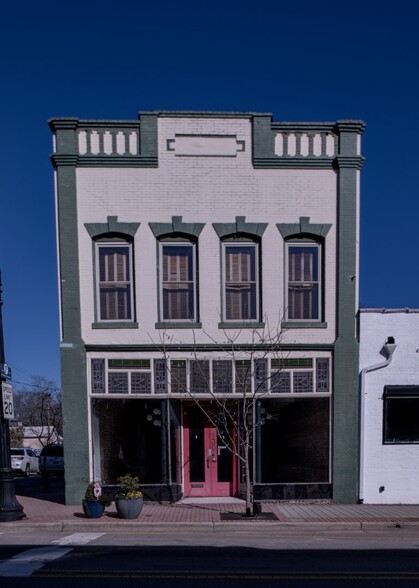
157;322;286;517
13;376;62;446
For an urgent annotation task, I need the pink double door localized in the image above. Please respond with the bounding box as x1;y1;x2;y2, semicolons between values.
183;403;238;497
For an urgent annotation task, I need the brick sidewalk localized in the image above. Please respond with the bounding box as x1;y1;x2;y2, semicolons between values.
8;494;419;527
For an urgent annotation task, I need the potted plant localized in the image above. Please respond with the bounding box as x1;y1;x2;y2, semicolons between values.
115;474;143;519
82;481;110;518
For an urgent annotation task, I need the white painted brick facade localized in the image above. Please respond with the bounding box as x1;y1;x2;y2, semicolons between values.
76;116;337;347
360;310;419;504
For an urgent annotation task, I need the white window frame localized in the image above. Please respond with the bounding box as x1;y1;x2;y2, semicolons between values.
286;242;321;322
160;242;197;322
96;242;134;322
222;242;259;322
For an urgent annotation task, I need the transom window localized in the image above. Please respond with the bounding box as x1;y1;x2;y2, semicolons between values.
287;243;320;321
97;243;133;321
223;243;258;321
161;243;196;321
90;356;330;396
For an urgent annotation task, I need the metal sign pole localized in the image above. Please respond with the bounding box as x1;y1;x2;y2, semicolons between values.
0;272;25;521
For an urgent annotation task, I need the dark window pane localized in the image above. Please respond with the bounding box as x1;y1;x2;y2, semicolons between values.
188;405;205;482
131;372;151;394
270;371;291;393
254;359;268;393
154;359;167;394
316;358;330;392
91;359;105;393
235;361;252;394
260;398;330;483
213;361;233;394
190;361;210;394
384;397;419;443
94;399;163;484
293;371;313;393
170;360;187;394
108;372;128;393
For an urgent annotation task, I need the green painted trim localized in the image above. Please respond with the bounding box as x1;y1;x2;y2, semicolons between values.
252;115;365;170
277;217;332;239
92;322;139;329
155;322;203;329
85;216;140;239
332;122;364;503
53;124;90;504
49;114;158;169
281;321;328;329
76;156;158;168
218;322;266;329
213;216;268;239
140;111;271;118
85;342;335;352
253;158;336;169
149;216;205;239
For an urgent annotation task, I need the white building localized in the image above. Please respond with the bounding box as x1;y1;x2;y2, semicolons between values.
50;111;365;505
360;309;419;504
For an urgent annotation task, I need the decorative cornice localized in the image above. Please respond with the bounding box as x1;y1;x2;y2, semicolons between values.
276;217;332;239
213;216;268;239
334;156;365;170
335;120;366;134
85;216;140;239
149;216;205;239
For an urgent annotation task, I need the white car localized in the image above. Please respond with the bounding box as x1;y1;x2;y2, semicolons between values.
10;448;39;476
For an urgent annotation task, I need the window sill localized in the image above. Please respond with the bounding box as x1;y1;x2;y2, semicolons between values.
218;321;265;330
155;321;202;329
281;321;328;329
92;321;139;329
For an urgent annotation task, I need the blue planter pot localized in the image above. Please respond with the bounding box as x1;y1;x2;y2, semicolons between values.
83;500;105;519
115;497;143;519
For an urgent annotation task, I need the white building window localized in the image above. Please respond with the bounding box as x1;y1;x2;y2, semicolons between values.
223;243;258;321
286;243;320;321
161;243;196;321
97;243;133;321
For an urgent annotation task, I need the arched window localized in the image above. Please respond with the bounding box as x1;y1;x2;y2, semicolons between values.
277;217;331;325
213;217;267;326
85;216;140;327
149;216;204;327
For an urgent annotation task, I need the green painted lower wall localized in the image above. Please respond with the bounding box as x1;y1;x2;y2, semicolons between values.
61;344;89;505
332;337;359;502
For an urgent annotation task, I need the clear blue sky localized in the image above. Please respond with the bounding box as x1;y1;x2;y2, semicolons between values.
1;0;417;388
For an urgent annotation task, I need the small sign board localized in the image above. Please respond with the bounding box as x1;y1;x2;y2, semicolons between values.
0;363;12;380
2;382;14;420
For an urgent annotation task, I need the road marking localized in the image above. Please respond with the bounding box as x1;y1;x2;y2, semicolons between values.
0;546;72;577
52;533;105;546
0;533;103;576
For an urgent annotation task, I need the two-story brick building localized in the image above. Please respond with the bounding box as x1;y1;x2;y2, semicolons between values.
50;111;364;505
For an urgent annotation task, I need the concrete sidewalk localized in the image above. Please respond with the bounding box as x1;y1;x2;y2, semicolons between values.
2;494;419;531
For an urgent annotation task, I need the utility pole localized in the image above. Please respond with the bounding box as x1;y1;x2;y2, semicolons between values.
0;272;25;521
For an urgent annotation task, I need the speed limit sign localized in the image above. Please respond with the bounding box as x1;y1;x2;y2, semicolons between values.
2;383;14;420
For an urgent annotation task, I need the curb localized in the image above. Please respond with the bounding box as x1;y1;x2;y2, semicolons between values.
2;519;419;532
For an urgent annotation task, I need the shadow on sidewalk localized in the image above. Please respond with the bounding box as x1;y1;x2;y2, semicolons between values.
13;475;65;505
